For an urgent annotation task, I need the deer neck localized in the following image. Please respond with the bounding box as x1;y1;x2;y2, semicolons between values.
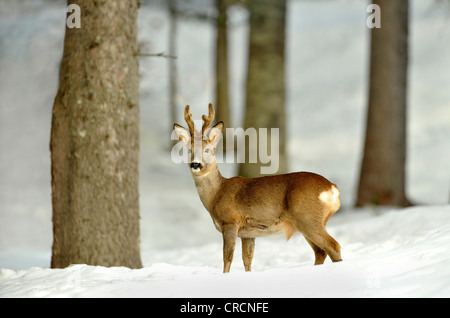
192;163;224;212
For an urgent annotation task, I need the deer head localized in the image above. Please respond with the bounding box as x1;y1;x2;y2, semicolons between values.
173;103;224;176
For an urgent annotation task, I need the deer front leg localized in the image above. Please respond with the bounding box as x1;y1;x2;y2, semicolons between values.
222;224;238;273
242;238;255;272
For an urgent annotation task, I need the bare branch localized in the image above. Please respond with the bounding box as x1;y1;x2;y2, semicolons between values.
134;51;177;59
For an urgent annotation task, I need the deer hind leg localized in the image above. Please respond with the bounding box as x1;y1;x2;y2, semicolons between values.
305;228;342;263
242;237;255;272
222;224;239;273
305;237;327;265
291;216;342;263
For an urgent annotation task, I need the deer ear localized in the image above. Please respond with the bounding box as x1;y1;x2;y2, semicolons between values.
208;121;224;147
173;124;191;145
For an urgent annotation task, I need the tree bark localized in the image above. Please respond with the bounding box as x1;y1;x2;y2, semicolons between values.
356;0;410;207
51;0;142;268
238;0;288;178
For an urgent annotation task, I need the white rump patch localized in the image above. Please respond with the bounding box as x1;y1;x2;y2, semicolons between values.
319;185;340;207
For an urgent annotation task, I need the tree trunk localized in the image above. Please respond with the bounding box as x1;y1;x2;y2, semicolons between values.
238;0;288;178
215;0;231;150
356;0;410;207
50;0;142;268
169;0;178;146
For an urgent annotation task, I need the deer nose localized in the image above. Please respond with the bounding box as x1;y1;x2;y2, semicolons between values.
190;162;202;170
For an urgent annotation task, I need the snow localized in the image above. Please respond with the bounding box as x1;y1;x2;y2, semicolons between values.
2;206;450;297
1;0;450;298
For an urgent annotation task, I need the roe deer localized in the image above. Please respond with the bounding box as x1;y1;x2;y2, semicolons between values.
173;103;342;273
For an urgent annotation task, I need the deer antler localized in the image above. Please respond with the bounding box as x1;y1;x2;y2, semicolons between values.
202;103;215;136
184;105;195;136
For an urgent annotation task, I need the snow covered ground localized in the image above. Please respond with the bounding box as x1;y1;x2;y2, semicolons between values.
0;0;449;298
2;205;450;297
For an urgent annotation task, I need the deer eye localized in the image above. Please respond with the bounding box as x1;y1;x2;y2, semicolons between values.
204;148;210;153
